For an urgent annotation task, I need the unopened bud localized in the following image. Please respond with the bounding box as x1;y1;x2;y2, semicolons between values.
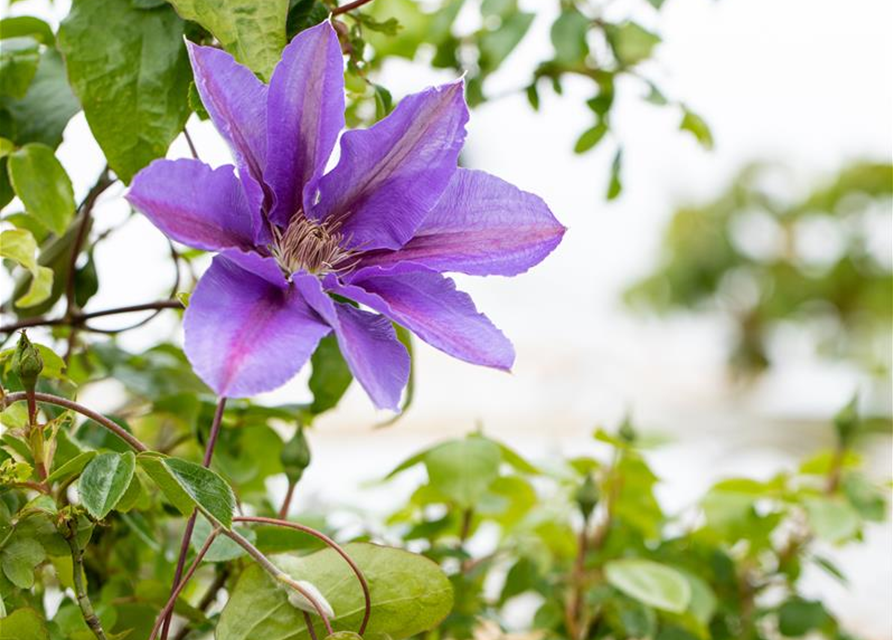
618;417;637;444
286;579;334;619
281;425;312;483
834;395;859;447
12;332;43;392
575;473;600;520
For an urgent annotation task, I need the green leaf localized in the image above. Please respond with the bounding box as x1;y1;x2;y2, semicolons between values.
424;435;502;508
7;143;75;234
680;107;714;150
0;49;80;149
375;325;414;428
0;607;49;640
479;12;534;72
0;228;54;307
138;453;235;528
605;558;691;613
166;0;289;79
309;335;353;416
217;543;453;640
574;122;608;154
0;138;12;159
0;17;55;45
551;10;590;64
58;0;191;182
804;496;860;543
1;537;46;588
607;148;623;200
79;452;136;519
46;450;97;484
0;37;40;99
607;22;661;66
778;597;831;637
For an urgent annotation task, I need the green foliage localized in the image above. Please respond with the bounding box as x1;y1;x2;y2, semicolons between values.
7;143;75;235
626;161;893;380
58;0;191;182
78;452;136;519
166;0;289;80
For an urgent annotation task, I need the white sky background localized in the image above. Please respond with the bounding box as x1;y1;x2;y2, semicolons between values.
2;0;892;636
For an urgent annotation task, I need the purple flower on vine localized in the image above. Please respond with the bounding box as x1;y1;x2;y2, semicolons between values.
126;21;564;410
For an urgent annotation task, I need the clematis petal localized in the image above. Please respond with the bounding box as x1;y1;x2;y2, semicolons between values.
312;80;469;251
127;159;260;251
266;21;345;227
328;266;514;370
294;274;409;411
187;42;268;224
217;248;286;287
184;255;330;398
356;169;566;276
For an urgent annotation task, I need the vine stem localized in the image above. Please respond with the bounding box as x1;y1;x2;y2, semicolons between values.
0;299;182;334
66;531;109;640
2;391;148;452
160;397;227;640
221;527;335;634
234;515;371;634
332;0;375;15
149;529;220;640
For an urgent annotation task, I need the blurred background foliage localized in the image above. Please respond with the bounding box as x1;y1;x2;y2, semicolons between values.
625;162;892;421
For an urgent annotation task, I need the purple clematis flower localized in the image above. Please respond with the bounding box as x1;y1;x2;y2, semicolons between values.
125;21;564;411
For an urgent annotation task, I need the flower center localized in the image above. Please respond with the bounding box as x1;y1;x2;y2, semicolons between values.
272;216;355;276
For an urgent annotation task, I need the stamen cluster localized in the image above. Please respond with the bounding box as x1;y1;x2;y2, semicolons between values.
272;216;355;276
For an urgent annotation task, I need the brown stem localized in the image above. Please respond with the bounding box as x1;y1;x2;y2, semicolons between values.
332;0;375;14
303;611;319;640
566;522;590;639
149;529;220;640
234;515;371;635
0;300;182;334
2;391;148;452
279;479;297;519
160;397;227;640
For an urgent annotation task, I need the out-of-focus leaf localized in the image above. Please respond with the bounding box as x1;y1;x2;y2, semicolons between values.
804;496;860;543
680;107;714;149
607;147;623;200
605;558;691;613
574;121;608;154
0;37;40;99
424;435;501;508
551;9;589;64
607;22;660;66
1;537;45;588
777;597;832;637
0;607;49;640
166;0;289;79
309;335;352;416
0;17;55;45
479;12;534;72
0;228;54;307
58;0;191;182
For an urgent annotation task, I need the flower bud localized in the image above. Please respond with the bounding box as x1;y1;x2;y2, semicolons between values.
618;417;637;444
575;473;600;521
286;579;334;618
833;395;859;447
281;425;311;483
12;332;43;392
